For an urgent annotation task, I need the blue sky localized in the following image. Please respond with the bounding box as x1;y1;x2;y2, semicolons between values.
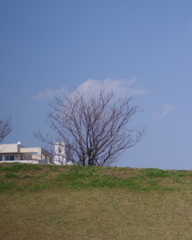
1;0;192;169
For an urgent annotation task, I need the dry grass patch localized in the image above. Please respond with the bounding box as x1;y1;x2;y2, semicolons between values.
1;189;192;240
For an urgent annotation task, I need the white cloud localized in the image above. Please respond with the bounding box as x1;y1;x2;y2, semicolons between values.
31;86;68;100
31;78;147;100
155;104;175;119
75;78;147;97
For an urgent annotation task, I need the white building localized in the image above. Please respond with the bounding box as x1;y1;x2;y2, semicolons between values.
0;142;74;165
53;141;73;165
0;142;52;164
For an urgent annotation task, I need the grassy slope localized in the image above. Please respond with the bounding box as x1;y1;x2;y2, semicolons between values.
0;163;192;239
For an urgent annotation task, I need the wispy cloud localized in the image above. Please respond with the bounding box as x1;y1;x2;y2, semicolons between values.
75;78;147;97
155;104;175;119
31;78;147;100
31;86;68;100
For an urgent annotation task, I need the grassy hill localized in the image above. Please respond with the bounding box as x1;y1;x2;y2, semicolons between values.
0;163;192;239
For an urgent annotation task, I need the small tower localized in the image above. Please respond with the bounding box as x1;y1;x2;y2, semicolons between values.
54;141;66;165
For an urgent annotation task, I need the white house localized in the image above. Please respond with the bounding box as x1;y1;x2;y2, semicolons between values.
0;142;52;164
0;142;74;165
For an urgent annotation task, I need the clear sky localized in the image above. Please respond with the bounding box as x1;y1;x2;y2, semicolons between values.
1;0;192;169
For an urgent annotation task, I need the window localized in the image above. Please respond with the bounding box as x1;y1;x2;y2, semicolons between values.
5;155;15;161
10;155;15;160
0;156;3;161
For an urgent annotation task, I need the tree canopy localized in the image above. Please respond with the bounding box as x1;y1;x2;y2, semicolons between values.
35;89;146;166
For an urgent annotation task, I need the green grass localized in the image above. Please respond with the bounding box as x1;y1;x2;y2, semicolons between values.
0;163;192;239
0;163;192;192
4;172;19;178
0;162;41;172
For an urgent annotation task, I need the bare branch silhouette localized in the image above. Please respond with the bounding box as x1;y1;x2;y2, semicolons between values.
35;88;146;166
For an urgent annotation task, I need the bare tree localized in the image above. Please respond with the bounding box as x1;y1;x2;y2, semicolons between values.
35;89;146;166
0;116;12;143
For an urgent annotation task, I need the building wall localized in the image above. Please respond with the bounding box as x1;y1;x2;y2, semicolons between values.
0;144;20;154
